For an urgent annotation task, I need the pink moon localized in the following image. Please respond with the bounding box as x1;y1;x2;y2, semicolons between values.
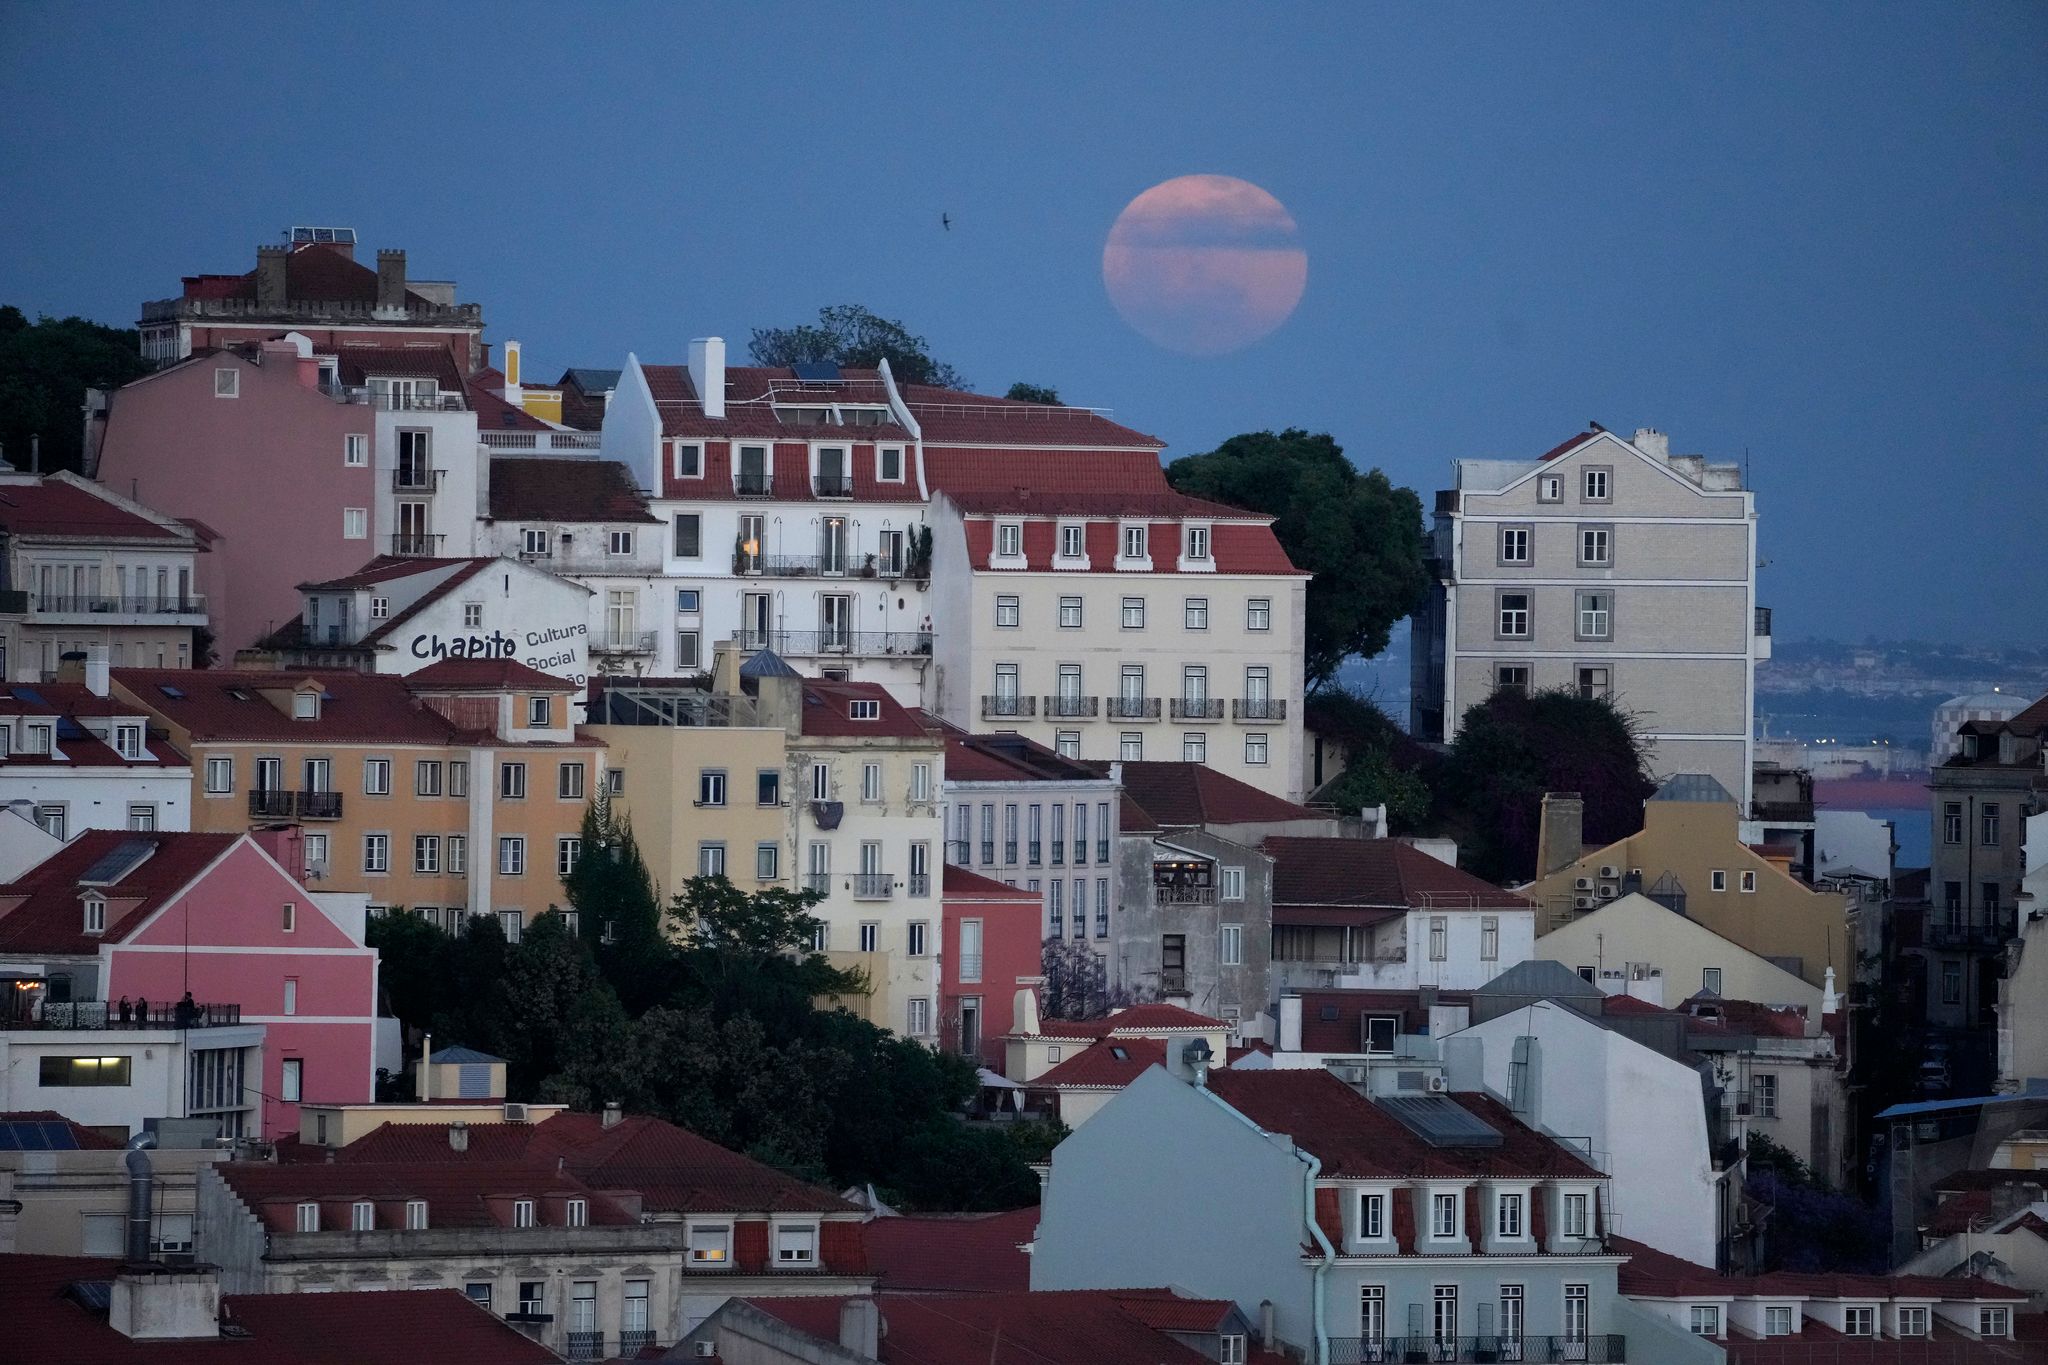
1102;174;1308;356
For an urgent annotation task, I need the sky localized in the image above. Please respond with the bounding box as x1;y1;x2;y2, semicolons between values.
2;2;2043;643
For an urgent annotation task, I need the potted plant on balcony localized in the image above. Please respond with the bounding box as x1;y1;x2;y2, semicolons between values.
732;532;749;576
908;525;933;582
860;553;877;578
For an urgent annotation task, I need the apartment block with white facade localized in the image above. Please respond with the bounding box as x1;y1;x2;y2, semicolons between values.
1412;426;1767;807
0;673;192;838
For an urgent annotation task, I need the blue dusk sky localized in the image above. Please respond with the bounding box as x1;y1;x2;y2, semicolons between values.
2;2;2042;644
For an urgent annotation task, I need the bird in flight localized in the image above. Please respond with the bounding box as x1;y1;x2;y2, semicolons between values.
941;213;952;231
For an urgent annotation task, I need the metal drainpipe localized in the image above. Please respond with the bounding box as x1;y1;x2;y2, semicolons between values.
124;1130;158;1265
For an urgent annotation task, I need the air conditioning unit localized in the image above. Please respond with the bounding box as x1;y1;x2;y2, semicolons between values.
1597;885;1617;899
1427;1075;1450;1093
503;1103;529;1123
694;1344;717;1359
1598;865;1620;880
1574;877;1594;891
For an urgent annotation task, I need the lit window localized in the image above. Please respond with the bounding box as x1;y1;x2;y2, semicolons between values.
689;1224;731;1265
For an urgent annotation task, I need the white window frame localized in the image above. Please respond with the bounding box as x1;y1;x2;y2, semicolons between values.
1219;923;1242;965
214;367;239;398
774;1223;818;1265
995;522;1023;558
343;507;367;540
1246;597;1271;630
1430;1190;1460;1240
995;594;1021;628
345;433;368;466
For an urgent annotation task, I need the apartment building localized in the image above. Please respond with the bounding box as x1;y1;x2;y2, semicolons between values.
1536;892;1825;1013
1923;691;2045;1029
0;675;192;838
928;484;1309;800
0;471;207;681
938;864;1043;1068
110;662;600;929
1412;425;1767;807
1035;1063;1661;1364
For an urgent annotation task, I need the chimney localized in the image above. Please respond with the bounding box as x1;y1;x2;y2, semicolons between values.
1536;794;1584;880
249;824;306;882
1259;1301;1277;1351
710;638;745;695
448;1122;469;1153
837;1297;880;1358
375;250;407;311
1633;427;1669;459
55;650;87;686
1278;995;1303;1052
688;337;727;420
1510;1035;1541;1128
109;1267;220;1341
1362;803;1388;839
756;673;804;736
1014;986;1041;1036
504;339;523;393
256;245;288;308
416;1032;433;1100
601;1101;623;1129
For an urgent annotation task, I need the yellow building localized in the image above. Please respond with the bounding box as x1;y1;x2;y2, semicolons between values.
1522;775;1852;990
113;660;602;932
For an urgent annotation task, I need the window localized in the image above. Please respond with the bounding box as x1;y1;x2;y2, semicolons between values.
1583;466;1610;501
849;698;880;721
565;1198;588;1228
812;762;832;801
996;523;1022;557
1495;664;1530;694
518;1283;545;1315
1943;959;1964;1004
1497;1192;1524;1238
1702;967;1722;994
1562;1192;1589;1237
403;1199;427;1231
698;770;727;807
1500;526;1531;564
1121;597;1145;629
1983;803;2002;845
1220;923;1243;966
689;1224;731;1264
446;836;465;875
1246;597;1271;630
343;507;366;539
752;769;782;808
746;839;776;882
363;758;392;795
675;628;701;668
1219;1333;1246;1365
214;367;239;398
521;526;550;558
670;441;703;478
1431;1192;1459;1239
1046;595;1081;630
1710;869;1728;892
280;901;297;934
1576;590;1612;640
878;446;904;481
861;761;883;803
1434;1286;1459;1342
698;842;725;877
908;996;931;1035
1688;1305;1721;1336
40;1055;131;1086
1360;1287;1386;1343
281;1057;302;1101
1576;665;1610;700
349;1200;374;1232
364;834;389;874
557;762;586;800
1740;870;1757;893
1359;1192;1385;1240
499;837;526;875
1943;801;1964;844
1122;524;1147;560
344;433;368;466
1842;1306;1874;1336
775;1225;818;1264
414;760;443;796
513;1200;536;1229
127;803;157;831
558;837;581;877
500;762;526;799
293;693;320;721
1579;526;1611;565
1500;1285;1524;1342
1185;525;1210;560
1181;598;1212;633
604;768;622;796
911;761;932;803
1750;1072;1779;1119
295;1202;319;1232
608;530;634;555
1059;523;1085;558
1538;473;1563;502
1897;1306;1927;1336
205;756;234;793
463;602;483;629
1211;866;1245;903
1498;592;1530;637
111;724;143;760
1564;1284;1589;1343
1245;733;1269;765
995;594;1020;627
414;835;440;874
1429;916;1448;961
1120;732;1143;760
82;894;106;934
1981;1307;2011;1337
1481;916;1499;961
1056;732;1080;759
281;977;299;1015
1182;733;1206;762
1763;1305;1794;1336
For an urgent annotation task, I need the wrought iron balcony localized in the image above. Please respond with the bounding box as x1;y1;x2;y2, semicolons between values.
734;472;773;497
853;873;894;900
1043;695;1099;718
391;467;443;491
388;533;445;557
982;695;1035;719
564;1331;605;1362
11;1000;243;1031
1155;884;1217;905
945;840;971;865
907;872;931;897
815;474;854;498
1171;697;1223;721
297;791;344;820
28;593;207;618
618;1330;657;1356
1328;1336;1625;1364
1754;606;1772;636
1233;698;1287;721
733;629;931;658
1106;696;1160;721
1926;917;2015;951
801;873;831;897
249;790;295;818
594;630;659;655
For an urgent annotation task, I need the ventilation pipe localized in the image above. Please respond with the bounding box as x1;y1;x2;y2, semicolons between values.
125;1130;158;1264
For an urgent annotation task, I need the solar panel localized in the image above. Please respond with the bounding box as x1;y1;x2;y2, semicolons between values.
56;718;89;741
1378;1094;1505;1148
65;1280;113;1313
14;685;47;708
78;837;157;887
157;684;185;699
791;361;843;382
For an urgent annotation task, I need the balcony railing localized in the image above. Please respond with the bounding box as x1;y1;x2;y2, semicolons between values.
908;872;931;897
28;594;207;617
1043;695;1099;719
1155;885;1217;905
479;430;602;452
391;467;443;491
945;840;971;865
1328;1336;1625;1364
957;952;983;982
733;629;931;658
8;1000;243;1031
853;873;894;900
1160;969;1187;993
801;873;831;897
1754;606;1772;637
1233;698;1287;721
618;1330;657;1356
1749;801;1815;823
1926;918;2015;951
815;474;854;498
297;791;344;820
1106;696;1160;721
594;630;659;655
388;533;445;557
735;472;773;497
1171;697;1223;721
249;790;295;818
341;388;466;412
982;695;1036;719
564;1331;605;1362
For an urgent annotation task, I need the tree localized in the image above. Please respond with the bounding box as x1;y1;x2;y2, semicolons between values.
1039;940;1144;1020
1322;749;1432;830
1004;382;1060;404
0;306;150;474
749;305;965;389
1435;688;1656;884
1164;430;1430;688
559;793;665;1006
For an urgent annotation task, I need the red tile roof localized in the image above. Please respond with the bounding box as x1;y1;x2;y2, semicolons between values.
180;243;452;311
352;561;501;649
1679;996;1811;1039
213;1159;636;1230
1613;1236;2027;1303
904;384;1162;448
300;556;481;591
1032;1037;1168;1089
0;682;189;771
1291;989;1475;1053
486;457;657;523
1034;1002;1229;1039
404;658;580;693
1264;836;1534;912
113;668;469;745
1206;1068;1600;1180
1106;761;1320;828
960;513;1298;576
941;864;1042;902
944;731;1105;785
1537;431;1599;461
464;370;551;432
643;363;916;442
862;1207;1037;1292
0;831;240;955
799;680;930;739
743;1289;1218;1365
0;1256;560;1364
332;344;466;394
334;1111;857;1215
0;476;184;540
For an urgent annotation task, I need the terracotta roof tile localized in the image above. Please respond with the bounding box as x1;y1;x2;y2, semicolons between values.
332;345;466;394
1106;761;1319;828
862;1207;1037;1292
1292;989;1474;1053
487;457;657;523
941;864;1042;901
1034;1003;1229;1039
0;831;240;955
744;1289;1216;1365
113;668;465;745
215;1159;636;1230
1612;1235;2028;1303
798;680;929;739
1033;1037;1168;1089
1264;836;1533;912
404;658;580;692
0;477;184;540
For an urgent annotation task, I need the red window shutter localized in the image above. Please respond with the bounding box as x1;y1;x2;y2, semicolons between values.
1392;1190;1417;1254
1313;1186;1344;1247
734;1219;769;1272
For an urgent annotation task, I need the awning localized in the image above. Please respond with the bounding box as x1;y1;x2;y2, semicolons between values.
976;1067;1024;1090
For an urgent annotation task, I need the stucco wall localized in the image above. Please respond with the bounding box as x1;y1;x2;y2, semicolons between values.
1535;894;1822;1011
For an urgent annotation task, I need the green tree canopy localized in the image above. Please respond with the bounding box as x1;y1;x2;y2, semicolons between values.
0;306;150;474
1164;429;1430;687
1003;382;1060;404
750;305;965;389
558;794;666;1007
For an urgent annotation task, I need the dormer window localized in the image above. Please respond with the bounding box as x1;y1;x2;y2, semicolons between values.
351;1200;374;1231
671;442;702;478
296;1202;320;1232
849;700;880;721
528;696;551;726
1430;1191;1460;1239
82;894;106;935
566;1198;588;1227
1059;524;1085;559
513;1199;536;1228
293;692;320;721
996;523;1023;558
1184;525;1210;560
1122;524;1148;561
774;1224;818;1265
608;530;634;555
1961;733;1978;759
370;596;389;620
114;725;144;760
878;446;904;482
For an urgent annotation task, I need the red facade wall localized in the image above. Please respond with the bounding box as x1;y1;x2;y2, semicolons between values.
941;880;1044;1073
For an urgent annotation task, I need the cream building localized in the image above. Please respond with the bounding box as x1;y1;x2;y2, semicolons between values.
927;489;1309;801
1412;426;1767;807
1536;892;1824;1013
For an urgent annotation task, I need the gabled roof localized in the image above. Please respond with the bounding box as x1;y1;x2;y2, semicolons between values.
740;1289;1220;1365
1206;1068;1601;1180
404;658;578;693
215;1159;636;1230
114;669;466;745
799;680;929;739
0;831;240;955
862;1207;1038;1293
1032;1038;1169;1090
1034;1002;1229;1039
1291;989;1474;1053
1649;772;1738;805
1474;958;1607;1000
941;864;1042;902
0;475;187;541
1263;836;1533;911
1100;761;1317;828
332;345;465;394
945;730;1106;784
486;457;656;523
1612;1235;2026;1303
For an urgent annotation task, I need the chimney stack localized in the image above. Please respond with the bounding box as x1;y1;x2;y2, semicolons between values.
1278;995;1303;1053
448;1122;468;1153
1633;427;1669;459
375;250;407;312
1535;793;1585;880
256;246;288;308
601;1101;623;1129
688;337;726;420
837;1297;880;1358
503;340;523;394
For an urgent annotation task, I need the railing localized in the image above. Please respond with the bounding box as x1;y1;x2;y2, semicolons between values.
815;474;854;498
564;1331;605;1362
1233;698;1287;721
945;840;971;865
618;1330;656;1355
344;389;467;412
1043;695;1099;718
1926;918;2015;951
1160;969;1187;993
1106;696;1160;720
10;1000;243;1031
908;873;930;897
982;695;1035;719
594;631;658;654
1155;885;1217;905
801;874;831;897
735;472;773;497
388;533;445;557
298;791;344;820
733;629;931;658
1749;801;1815;823
249;790;295;818
1754;606;1772;637
853;873;894;900
391;467;443;491
480;431;602;451
1097;840;1110;863
1328;1336;1624;1364
1171;697;1223;721
517;548;553;563
29;594;207;616
957;952;983;981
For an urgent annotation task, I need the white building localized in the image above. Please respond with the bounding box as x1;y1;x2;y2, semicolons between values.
1933;690;2027;767
1412;426;1767;807
0;670;193;838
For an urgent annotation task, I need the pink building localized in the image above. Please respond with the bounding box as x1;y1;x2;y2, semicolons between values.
0;829;377;1139
941;864;1043;1070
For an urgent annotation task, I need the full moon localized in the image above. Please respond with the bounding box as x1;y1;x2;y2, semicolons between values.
1102;174;1308;356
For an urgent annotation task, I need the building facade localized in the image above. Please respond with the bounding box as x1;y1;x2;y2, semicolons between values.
1412;426;1766;807
0;675;193;838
